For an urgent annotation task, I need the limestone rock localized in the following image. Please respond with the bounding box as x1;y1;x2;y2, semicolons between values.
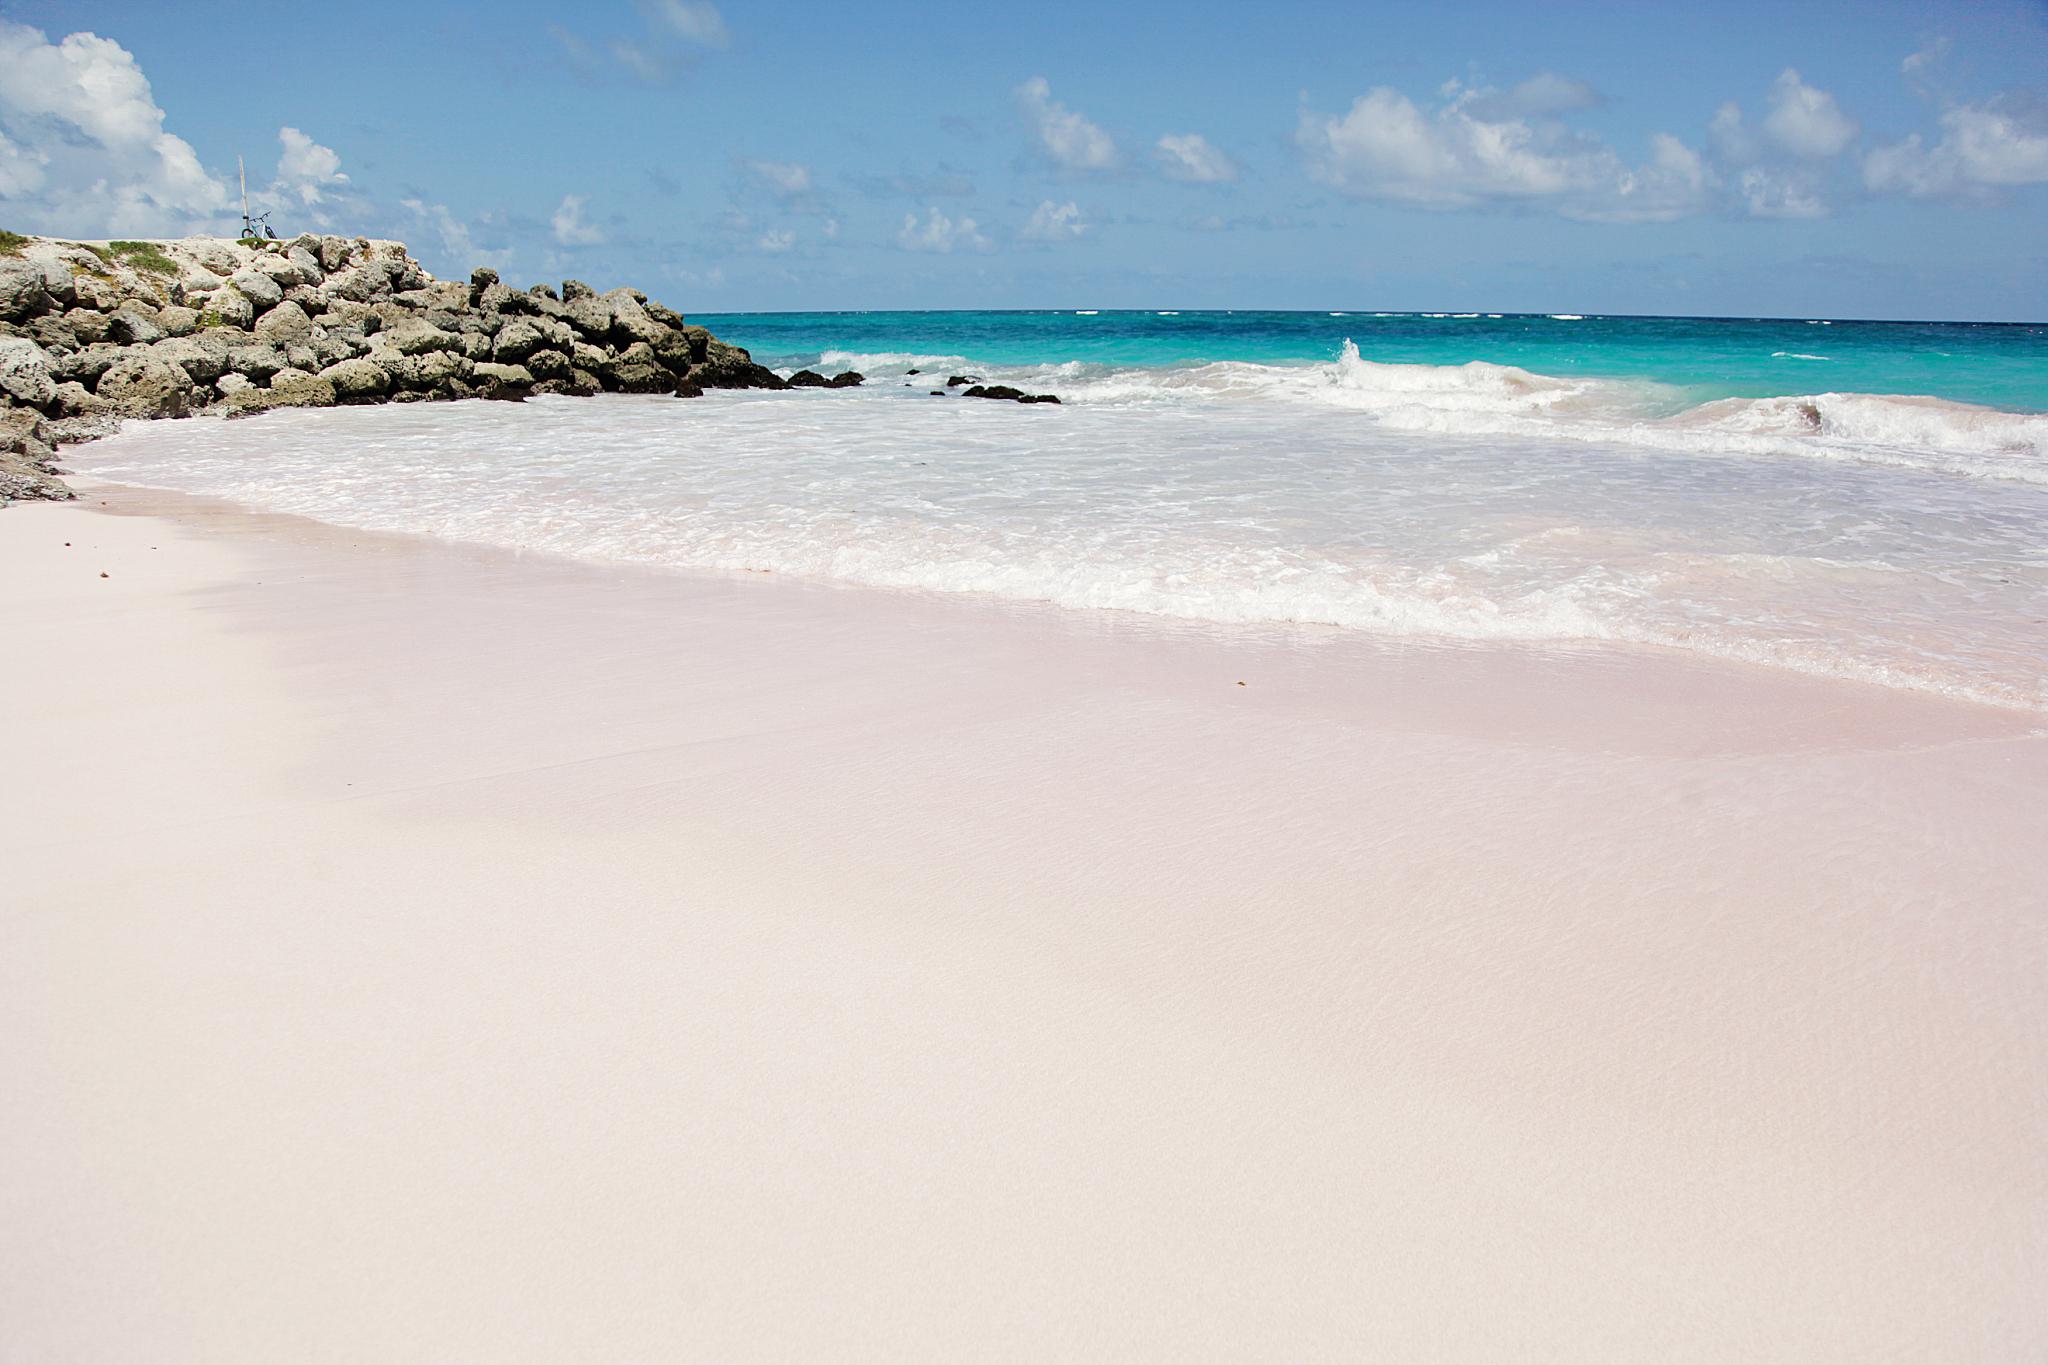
381;318;460;356
0;336;57;408
320;357;390;400
152;334;235;384
228;267;285;311
49;342;127;387
201;287;256;330
157;305;199;337
108;308;164;346
95;353;194;418
26;315;78;354
0;258;53;322
66;309;113;345
254;300;315;346
787;369;830;388
50;380;107;418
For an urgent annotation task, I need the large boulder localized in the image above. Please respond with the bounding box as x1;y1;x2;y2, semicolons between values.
523;348;573;381
26;314;79;354
689;338;786;390
0;258;54;322
604;292;668;347
226;340;290;383
563;294;614;339
319;357;390;400
200;287;256;330
48;342;127;387
254;299;314;346
224;368;336;417
151;333;235;384
64;308;112;345
491;318;548;363
107;307;163;346
0;337;57;408
470;361;533;400
157;305;199;337
227;267;285;311
95;353;194;418
381;318;460;356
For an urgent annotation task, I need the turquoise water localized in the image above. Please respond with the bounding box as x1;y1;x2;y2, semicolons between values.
700;310;2048;413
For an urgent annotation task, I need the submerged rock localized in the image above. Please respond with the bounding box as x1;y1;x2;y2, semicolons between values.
962;384;1061;405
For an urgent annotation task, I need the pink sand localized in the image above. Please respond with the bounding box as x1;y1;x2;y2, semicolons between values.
3;483;2044;1360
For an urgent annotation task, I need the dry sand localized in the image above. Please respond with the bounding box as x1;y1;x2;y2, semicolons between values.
4;482;2045;1361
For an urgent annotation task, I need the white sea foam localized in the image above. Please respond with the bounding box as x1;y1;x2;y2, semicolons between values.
1772;352;1829;360
72;390;2048;712
933;342;2048;486
1550;314;1586;321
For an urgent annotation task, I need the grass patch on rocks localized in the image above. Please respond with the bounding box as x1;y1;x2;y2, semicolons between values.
108;240;180;275
0;229;29;255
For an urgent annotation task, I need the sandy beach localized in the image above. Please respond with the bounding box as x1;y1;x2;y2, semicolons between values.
3;482;2043;1360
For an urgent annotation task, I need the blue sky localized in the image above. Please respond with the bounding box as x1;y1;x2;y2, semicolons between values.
2;0;2046;318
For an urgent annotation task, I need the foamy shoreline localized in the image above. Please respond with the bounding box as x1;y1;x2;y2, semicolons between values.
4;486;2045;1360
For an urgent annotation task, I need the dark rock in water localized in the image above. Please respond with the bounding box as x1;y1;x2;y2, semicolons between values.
907;368;920;375
963;384;1062;405
786;369;831;388
944;375;982;387
929;390;944;396
675;377;704;399
827;370;864;388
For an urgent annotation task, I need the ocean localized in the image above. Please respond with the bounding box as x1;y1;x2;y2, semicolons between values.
71;310;2048;710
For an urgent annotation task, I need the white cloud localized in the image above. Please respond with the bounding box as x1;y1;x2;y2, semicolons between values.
1865;97;2048;197
0;19;228;234
636;0;729;46
748;160;812;197
272;126;348;214
1021;199;1087;241
1155;133;1238;183
1017;76;1117;171
1738;166;1827;218
1761;69;1858;159
755;228;794;253
896;206;988;253
551;193;605;245
401;198;512;273
1296;83;1707;221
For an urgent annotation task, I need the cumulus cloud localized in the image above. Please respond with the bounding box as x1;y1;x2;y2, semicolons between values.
1865;96;2048;197
748;160;812;197
1017;76;1117;171
755;228;794;253
1155;133;1238;183
1760;69;1858;159
1295;81;1707;221
1021;199;1087;241
896;206;988;253
552;193;605;245
0;18;229;234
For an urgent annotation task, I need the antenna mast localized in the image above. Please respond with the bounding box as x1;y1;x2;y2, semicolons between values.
238;156;250;235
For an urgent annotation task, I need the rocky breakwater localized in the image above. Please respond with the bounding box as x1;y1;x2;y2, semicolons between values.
0;232;789;502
